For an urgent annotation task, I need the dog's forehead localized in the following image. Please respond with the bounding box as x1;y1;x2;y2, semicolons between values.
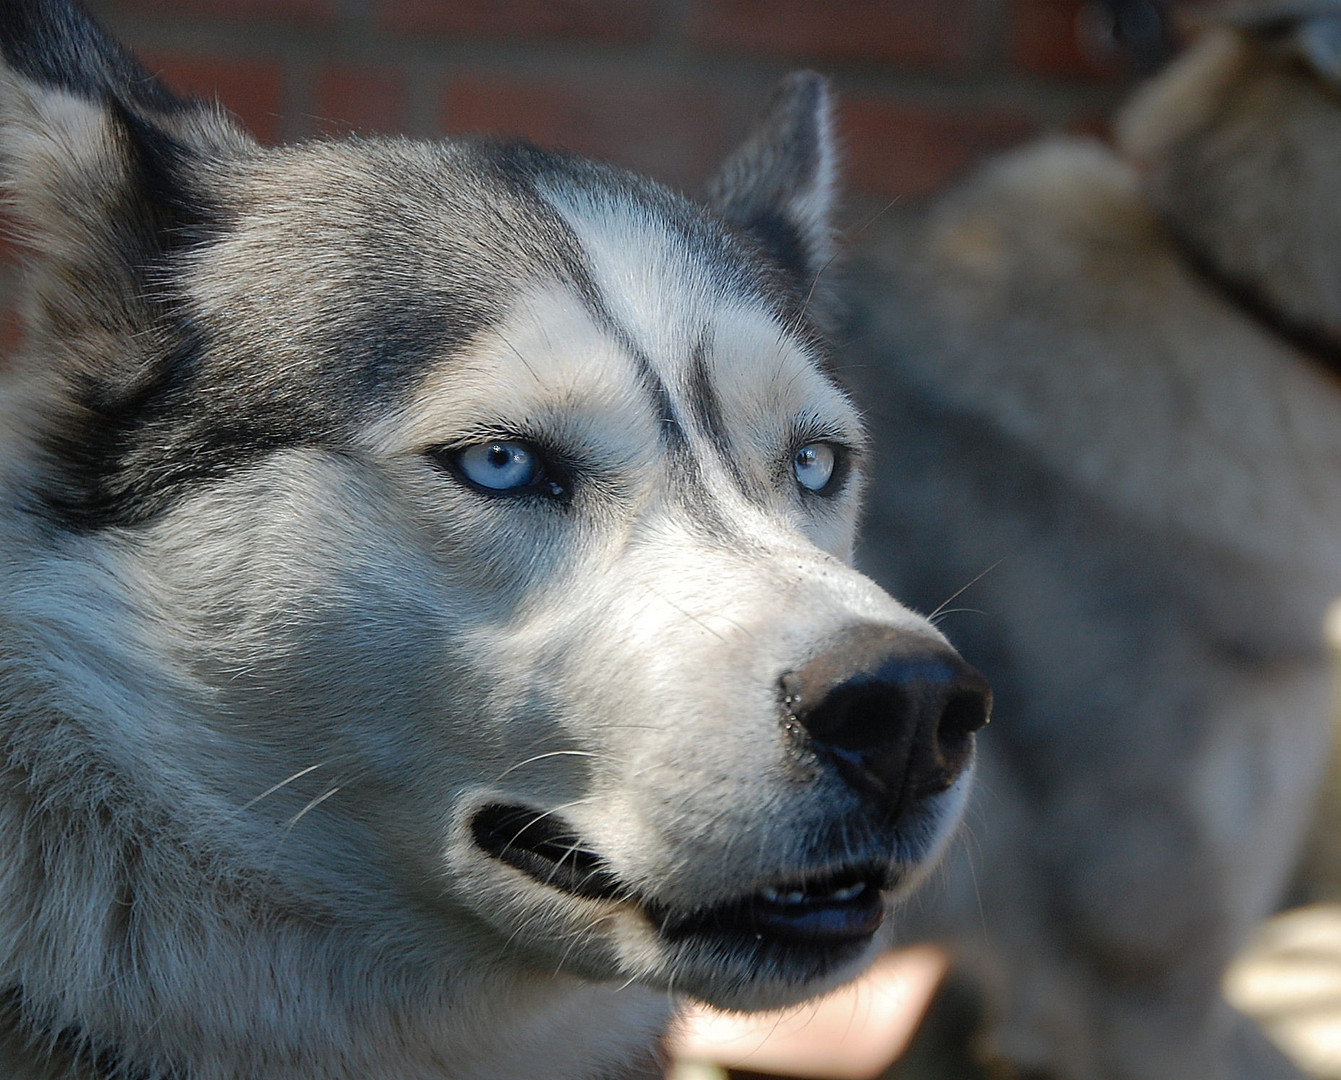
537;181;752;358
194;137;833;423
44;136;848;528
533;178;850;424
190;141;563;384
366;181;853;464
364;282;662;466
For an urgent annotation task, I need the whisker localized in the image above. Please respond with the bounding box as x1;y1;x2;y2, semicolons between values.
789;195;905;338
929;606;987;626
239;761;331;812
927;558;1004;623
492;749;596;784
498;798;599;858
266;785;342;875
648;586;756;645
498;327;540;381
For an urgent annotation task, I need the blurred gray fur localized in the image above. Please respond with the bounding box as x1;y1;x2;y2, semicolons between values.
844;2;1341;1077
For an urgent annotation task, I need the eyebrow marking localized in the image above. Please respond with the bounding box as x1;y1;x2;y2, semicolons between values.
558;253;691;458
520;192;690;458
523;181;769;542
685;330;754;497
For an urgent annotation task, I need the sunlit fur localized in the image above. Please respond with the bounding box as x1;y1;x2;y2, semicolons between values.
0;5;980;1079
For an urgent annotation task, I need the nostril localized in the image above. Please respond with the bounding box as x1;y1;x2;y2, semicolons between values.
923;680;992;797
787;674;904;752
938;685;991;760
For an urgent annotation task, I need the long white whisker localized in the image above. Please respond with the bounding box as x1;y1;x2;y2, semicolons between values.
266;786;342;876
239;761;330;812
790;195;904;338
927;558;1004;623
648;586;755;644
492;749;596;784
930;606;987;626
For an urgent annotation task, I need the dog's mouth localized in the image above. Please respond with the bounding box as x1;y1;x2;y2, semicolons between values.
470;802;626;901
470;802;886;948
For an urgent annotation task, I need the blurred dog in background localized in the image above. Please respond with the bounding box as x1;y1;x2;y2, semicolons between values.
844;3;1341;1077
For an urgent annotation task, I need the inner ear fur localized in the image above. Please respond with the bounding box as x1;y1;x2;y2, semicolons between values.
0;0;250;348
706;71;839;292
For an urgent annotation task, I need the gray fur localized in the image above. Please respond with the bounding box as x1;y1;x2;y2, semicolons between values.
0;3;984;1078
844;4;1341;1078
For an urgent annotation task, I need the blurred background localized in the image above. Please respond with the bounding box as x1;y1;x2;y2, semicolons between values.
0;0;1205;358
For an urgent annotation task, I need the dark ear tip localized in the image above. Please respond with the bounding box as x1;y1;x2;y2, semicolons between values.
775;70;829;99
768;70;832;126
704;67;839;292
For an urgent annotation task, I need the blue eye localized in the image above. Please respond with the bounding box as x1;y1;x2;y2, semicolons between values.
455;441;545;492
793;442;838;493
430;439;570;500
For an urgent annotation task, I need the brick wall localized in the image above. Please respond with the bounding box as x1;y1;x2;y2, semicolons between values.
1;0;1218;361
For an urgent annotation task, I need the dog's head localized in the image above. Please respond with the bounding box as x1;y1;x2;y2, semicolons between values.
0;0;988;1016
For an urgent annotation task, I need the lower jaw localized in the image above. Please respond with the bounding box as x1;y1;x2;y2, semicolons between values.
467;802;889;992
645;917;883;1011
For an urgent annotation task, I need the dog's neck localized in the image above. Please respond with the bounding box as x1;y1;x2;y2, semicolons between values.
0;988;165;1080
1169;223;1341;375
0;977;670;1080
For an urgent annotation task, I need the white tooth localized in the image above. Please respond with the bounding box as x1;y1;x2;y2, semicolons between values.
760;887;781;903
784;891;806;905
831;883;865;901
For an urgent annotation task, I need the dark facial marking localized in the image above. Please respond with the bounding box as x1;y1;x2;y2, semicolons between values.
684;330;758;499
472;139;703;462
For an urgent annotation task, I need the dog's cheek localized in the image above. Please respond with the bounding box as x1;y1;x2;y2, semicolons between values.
120;456;523;791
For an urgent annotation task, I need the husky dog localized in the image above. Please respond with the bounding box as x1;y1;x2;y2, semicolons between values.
0;1;992;1078
844;4;1341;1079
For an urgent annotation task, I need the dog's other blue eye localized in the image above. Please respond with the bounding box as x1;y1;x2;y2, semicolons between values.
793;442;838;493
456;441;543;491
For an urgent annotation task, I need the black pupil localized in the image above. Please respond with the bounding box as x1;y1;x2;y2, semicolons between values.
488;445;512;467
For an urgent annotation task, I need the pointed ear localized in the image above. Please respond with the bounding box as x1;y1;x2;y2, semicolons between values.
0;0;251;337
706;71;838;290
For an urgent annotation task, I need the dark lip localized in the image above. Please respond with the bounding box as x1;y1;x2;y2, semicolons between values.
651;864;887;947
470;802;887;949
470;802;626;901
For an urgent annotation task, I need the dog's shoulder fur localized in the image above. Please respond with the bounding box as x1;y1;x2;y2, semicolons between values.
843;3;1341;1078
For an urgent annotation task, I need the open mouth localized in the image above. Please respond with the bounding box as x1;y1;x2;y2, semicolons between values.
470;803;886;948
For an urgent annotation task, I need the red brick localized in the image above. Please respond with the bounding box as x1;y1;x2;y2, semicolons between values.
840;97;1036;200
690;0;977;68
140;52;285;144
94;0;337;26
443;73;734;189
376;0;655;42
313;65;408;137
1010;0;1116;80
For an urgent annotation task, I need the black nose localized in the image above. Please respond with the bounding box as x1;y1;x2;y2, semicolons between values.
780;624;991;821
